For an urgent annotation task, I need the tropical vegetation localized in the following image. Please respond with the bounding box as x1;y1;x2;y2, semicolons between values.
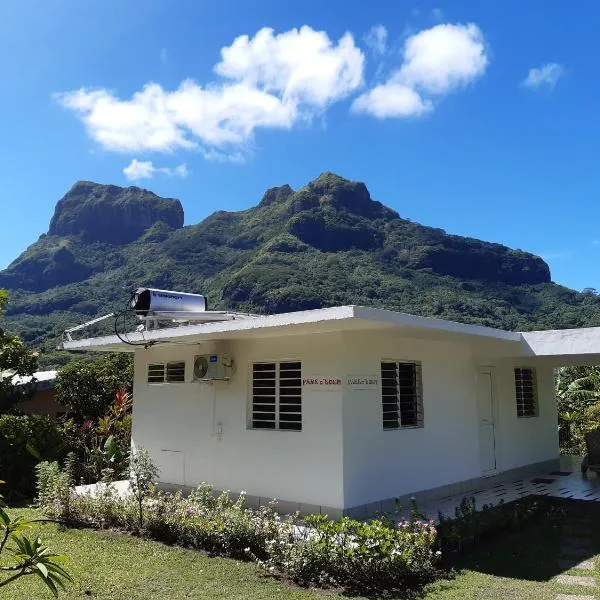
2;173;600;368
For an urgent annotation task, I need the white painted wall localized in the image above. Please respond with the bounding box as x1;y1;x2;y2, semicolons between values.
340;330;559;509
132;332;346;510
492;359;558;472
341;330;480;508
131;328;559;511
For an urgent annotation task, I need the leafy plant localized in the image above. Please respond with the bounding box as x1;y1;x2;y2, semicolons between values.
129;447;159;529
0;289;38;412
55;355;133;420
0;415;71;500
0;481;72;596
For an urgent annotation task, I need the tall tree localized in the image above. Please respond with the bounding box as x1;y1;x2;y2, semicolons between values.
0;289;38;412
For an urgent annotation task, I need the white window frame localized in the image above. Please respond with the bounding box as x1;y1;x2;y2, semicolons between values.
514;366;538;418
147;361;186;384
380;359;424;430
248;360;302;431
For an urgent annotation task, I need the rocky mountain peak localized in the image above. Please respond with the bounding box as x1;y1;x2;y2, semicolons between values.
48;181;184;244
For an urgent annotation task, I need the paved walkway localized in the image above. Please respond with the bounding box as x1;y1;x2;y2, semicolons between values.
418;456;600;519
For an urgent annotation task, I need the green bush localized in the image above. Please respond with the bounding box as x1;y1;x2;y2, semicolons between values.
262;513;439;594
0;415;71;500
55;354;133;420
37;474;440;596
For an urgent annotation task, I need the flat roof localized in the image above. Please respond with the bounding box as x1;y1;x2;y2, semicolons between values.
60;305;523;354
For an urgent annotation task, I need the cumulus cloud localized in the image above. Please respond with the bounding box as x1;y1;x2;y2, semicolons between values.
352;22;488;119
352;83;432;118
522;63;564;90
123;158;189;181
57;26;364;157
364;25;388;55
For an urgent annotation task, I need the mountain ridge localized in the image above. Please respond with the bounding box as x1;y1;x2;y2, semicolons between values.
1;172;598;367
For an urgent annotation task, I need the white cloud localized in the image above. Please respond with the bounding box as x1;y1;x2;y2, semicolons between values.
364;25;388;55
57;26;365;159
352;83;432;118
123;158;189;181
398;23;488;94
352;22;488;119
160;48;168;64
202;149;246;164
522;63;564;90
215;26;364;107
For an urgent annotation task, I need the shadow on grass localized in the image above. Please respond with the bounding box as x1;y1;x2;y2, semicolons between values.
445;498;600;583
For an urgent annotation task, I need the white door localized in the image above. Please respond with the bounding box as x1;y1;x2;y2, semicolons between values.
477;369;497;474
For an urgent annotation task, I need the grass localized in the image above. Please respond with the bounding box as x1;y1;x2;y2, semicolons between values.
3;508;348;600
4;501;600;599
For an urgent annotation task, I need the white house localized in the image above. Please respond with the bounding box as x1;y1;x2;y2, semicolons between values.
60;305;600;519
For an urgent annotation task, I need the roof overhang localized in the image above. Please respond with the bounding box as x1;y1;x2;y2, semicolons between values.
59;305;523;354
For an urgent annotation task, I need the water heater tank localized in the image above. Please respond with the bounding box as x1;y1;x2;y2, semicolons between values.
130;288;207;318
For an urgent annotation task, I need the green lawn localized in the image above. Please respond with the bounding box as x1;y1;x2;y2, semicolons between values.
4;504;600;599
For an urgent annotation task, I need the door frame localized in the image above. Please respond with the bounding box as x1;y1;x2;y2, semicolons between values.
476;366;499;477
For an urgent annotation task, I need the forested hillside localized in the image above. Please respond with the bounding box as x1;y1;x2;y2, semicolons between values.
2;172;600;367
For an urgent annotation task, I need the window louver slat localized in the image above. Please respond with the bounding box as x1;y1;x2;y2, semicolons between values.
380;361;423;430
251;361;302;431
515;367;537;417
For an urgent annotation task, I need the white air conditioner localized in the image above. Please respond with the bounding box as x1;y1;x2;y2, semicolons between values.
193;354;232;381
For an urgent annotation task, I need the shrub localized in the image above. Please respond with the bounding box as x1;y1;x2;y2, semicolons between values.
55;354;133;420
0;415;71;500
36;467;440;596
262;513;439;594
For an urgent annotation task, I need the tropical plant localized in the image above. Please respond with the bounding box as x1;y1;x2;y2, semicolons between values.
0;481;72;596
0;289;38;412
55;354;133;420
129;447;159;529
556;366;600;454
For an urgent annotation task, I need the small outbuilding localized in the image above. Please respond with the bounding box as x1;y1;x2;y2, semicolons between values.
60;305;600;518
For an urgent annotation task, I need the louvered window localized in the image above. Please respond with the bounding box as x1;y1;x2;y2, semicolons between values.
251;361;302;431
515;367;537;417
147;361;186;383
148;364;165;383
381;361;423;429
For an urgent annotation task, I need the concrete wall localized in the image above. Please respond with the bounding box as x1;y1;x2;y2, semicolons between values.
492;359;558;472
131;328;559;513
341;330;480;509
132;332;346;511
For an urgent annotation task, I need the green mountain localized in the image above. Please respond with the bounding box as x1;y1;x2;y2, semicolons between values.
3;172;600;367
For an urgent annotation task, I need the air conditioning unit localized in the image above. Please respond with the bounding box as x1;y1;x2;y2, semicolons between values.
193;354;232;381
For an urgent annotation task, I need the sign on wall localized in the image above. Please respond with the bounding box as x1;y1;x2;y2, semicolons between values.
346;374;380;390
302;375;343;392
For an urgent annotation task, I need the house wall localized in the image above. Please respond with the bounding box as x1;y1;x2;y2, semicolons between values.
131;328;559;514
341;330;480;510
340;330;559;511
132;332;346;511
492;359;558;472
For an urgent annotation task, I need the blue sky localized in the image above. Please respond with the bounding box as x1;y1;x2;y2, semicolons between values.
1;1;598;291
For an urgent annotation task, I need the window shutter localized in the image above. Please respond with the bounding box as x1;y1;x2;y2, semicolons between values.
252;363;277;429
381;361;423;429
251;361;302;431
148;364;165;383
166;361;186;383
515;367;537;417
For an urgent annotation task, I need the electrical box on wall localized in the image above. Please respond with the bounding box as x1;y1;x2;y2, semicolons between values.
193;354;232;381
